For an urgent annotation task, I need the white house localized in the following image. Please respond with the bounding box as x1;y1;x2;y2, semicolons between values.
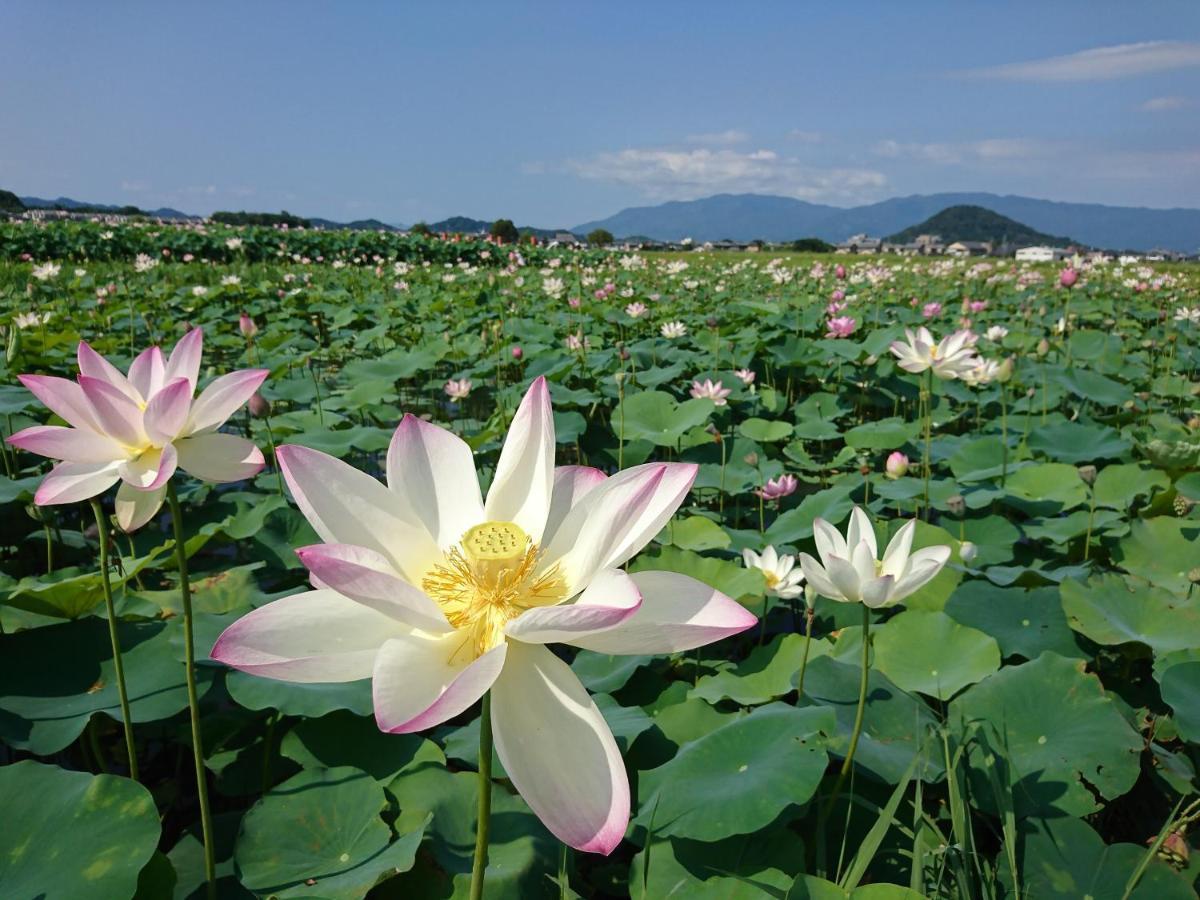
1015;246;1064;262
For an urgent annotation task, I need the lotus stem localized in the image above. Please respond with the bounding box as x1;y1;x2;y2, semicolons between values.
796;603;816;697
166;482;216;900
823;604;871;818
921;370;932;520
1000;383;1009;488
89;498;138;782
470;693;494;900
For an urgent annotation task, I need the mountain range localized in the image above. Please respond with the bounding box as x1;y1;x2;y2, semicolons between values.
573;192;1200;252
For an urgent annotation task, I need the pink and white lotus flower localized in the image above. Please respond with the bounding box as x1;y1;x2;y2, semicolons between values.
210;377;755;855
8;329;267;531
888;326;979;380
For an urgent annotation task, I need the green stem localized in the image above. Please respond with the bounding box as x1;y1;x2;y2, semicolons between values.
823;604;871;817
166;482;216;900
796;604;815;697
1083;489;1096;562
89;498;138;781
470;694;494;900
1000;383;1009;488
921;370;932;520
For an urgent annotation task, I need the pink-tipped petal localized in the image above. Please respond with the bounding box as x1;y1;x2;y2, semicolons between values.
18;374;104;432
276;444;439;584
569;570;756;655
542;466;607;547
33;460;122;505
143;377;192;445
175;433;264;483
543;463;697;596
7;425;124;464
211;589;404;682
491;641;629;854
128;346;166;400
373;635;506;733
165;328;203;390
483;376;556;542
385;414;483;548
505;567;641;644
295;543;450;632
118;444;177;491
77;341;140;403
78;375;145;448
114;481;167;532
186;368;269;434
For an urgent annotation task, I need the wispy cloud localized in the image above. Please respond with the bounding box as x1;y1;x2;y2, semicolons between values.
964;41;1200;81
684;129;750;146
566;147;886;202
874;138;1048;166
1141;95;1189;111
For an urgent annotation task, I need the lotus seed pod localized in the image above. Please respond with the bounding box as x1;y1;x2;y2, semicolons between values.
946;494;966;516
1077;465;1098;485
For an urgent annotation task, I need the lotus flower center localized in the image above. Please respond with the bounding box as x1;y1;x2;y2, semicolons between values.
763;571;780;589
421;520;566;660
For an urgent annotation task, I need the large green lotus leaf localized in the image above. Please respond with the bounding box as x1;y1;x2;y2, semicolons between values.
765;480;858;545
615;391;713;446
0;761;159;900
629;829;803;900
947;435;1007;482
5;542;172;619
692;633;832;706
1176;471;1200;501
843;417;918;451
1110;517;1200;595
1159;662;1200;743
1027;421;1131;463
1022;508;1124;545
787;877;925;898
571;651;656;694
1093;463;1169;510
1003;463;1089;512
1060;573;1200;653
225;670;373;717
797;656;942;784
235;766;425;899
949;652;1142;817
945;582;1083;661
387;763;556;897
637;703;831;841
1015;815;1194;899
738;417;794;442
0;618;215;754
646;681;746;747
960;515;1021;566
873;610;1000;700
663;515;731;551
280;710;440;781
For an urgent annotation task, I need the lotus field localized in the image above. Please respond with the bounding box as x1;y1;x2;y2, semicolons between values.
2;220;1200;900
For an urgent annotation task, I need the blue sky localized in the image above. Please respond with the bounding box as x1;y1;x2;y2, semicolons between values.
2;1;1198;226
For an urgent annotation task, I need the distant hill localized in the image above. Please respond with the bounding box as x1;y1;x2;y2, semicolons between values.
19;195;195;220
887;205;1073;247
426;215;575;241
574;192;1200;252
0;190;24;213
309;217;400;232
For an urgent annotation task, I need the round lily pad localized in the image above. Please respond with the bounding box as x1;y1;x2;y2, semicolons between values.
873;610;1001;700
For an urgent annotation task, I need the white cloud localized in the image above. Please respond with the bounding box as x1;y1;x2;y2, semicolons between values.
875;138;1051;166
567;147;886;202
1141;95;1189;111
684;129;750;146
965;41;1200;81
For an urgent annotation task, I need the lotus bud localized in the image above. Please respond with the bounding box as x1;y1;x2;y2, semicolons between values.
995;357;1014;382
6;326;21;365
1059;268;1078;288
239;313;258;339
511;345;523;360
835;264;846;280
1036;338;1050;356
1156;831;1189;869
946;494;966;517
804;583;817;610
613;371;626;385
885;451;909;479
1077;465;1097;485
959;541;978;564
743;452;759;467
248;392;271;418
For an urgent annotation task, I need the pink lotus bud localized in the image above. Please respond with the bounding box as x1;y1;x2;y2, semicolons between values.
885;452;909;479
239;313;258;338
835;264;846;279
831;289;845;302
247;392;271;418
162;248;171;256
511;345;523;359
1059;268;1078;288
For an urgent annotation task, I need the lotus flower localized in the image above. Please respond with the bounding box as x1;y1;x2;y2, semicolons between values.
444;378;472;401
660;321;687;339
8;329;267;531
210;377;755;854
755;473;798;500
742;545;805;599
689;378;731;406
799;507;950;608
734;368;756;386
884;451;909;479
826;316;857;339
888;326;979;380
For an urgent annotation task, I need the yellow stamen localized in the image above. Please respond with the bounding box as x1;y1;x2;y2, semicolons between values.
422;521;566;660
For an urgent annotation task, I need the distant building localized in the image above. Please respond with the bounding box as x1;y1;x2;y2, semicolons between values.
946;240;993;257
836;233;882;254
1015;246;1069;262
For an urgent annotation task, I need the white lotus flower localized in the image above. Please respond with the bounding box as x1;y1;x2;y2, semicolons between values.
211;378;755;855
742;545;805;599
799;507;950;609
888;327;979;380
